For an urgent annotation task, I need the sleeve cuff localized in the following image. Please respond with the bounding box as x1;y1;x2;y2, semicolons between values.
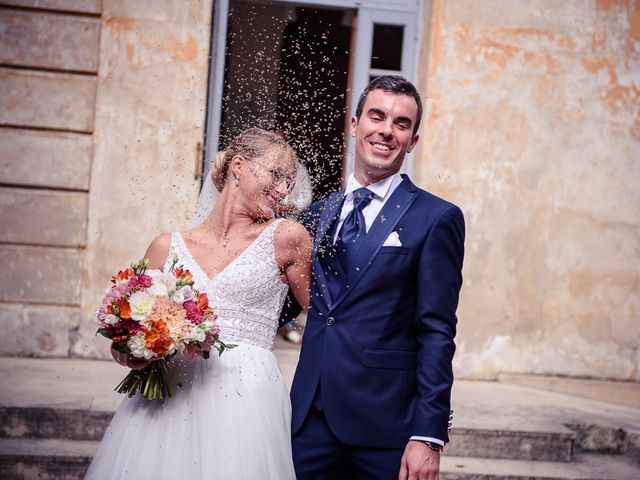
410;436;445;447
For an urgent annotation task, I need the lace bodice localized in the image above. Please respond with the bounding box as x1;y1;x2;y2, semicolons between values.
164;219;289;350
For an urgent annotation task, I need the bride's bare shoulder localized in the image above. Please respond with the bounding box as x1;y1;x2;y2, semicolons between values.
274;219;311;263
275;219;310;243
144;233;173;269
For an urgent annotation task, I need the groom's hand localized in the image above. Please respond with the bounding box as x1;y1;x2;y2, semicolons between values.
398;440;440;480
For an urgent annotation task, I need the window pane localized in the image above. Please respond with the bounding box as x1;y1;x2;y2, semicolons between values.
371;24;404;70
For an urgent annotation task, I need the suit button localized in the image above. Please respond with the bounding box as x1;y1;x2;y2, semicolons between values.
326;317;335;326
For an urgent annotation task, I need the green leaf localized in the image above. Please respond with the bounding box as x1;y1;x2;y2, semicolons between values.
97;328;112;339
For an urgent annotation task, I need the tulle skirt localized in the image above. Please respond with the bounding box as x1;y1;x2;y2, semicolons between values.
85;343;296;479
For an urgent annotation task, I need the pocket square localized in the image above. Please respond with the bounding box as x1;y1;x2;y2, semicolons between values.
382;231;402;247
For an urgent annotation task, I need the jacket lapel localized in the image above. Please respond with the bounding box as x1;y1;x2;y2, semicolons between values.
311;192;344;309
331;176;417;309
312;192;343;257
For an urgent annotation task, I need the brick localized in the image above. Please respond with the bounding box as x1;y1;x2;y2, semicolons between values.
0;188;88;247
0;128;92;190
0;303;80;356
0;10;100;72
0;0;101;14
0;245;83;304
0;68;96;132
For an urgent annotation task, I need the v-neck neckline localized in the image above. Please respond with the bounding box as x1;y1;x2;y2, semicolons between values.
176;220;279;285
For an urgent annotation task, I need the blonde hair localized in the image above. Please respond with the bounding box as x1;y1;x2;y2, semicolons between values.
211;128;298;192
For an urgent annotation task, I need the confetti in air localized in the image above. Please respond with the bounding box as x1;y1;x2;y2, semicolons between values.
219;1;354;201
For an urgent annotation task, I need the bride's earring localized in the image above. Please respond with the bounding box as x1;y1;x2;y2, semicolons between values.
234;175;240;186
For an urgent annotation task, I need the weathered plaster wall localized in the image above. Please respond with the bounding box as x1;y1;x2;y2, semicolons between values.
0;0;100;357
415;0;639;380
74;0;213;357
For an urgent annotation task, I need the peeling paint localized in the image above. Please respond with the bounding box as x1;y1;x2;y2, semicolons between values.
153;34;199;62
126;43;134;62
429;0;444;78
105;15;134;35
595;0;629;14
79;1;212;359
421;0;639;380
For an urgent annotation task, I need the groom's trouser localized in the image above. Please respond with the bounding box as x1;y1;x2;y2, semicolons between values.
292;406;404;480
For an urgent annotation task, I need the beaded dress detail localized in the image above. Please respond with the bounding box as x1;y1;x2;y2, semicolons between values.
85;219;296;480
167;219;288;351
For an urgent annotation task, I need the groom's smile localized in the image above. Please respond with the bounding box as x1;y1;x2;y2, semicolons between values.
370;141;396;152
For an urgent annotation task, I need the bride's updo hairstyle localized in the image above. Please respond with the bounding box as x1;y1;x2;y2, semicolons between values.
212;128;298;192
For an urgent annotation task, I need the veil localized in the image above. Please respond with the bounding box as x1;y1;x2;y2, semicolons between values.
190;164;220;228
189;160;313;228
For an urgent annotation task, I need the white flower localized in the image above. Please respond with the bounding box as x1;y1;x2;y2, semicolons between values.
127;332;156;360
146;270;174;297
200;320;216;332
128;291;154;322
104;314;119;325
171;285;194;304
190;326;206;342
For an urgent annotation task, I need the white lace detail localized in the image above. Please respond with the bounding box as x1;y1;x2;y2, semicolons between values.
164;219;288;351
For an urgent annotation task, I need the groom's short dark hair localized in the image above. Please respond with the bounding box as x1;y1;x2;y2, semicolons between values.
354;75;423;135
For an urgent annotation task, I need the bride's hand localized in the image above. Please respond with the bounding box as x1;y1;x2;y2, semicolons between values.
111;345;151;370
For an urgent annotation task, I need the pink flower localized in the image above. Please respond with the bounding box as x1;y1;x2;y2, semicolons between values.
96;283;129;326
183;300;204;325
127;274;152;292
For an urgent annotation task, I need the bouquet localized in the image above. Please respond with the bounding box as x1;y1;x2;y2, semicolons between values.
95;257;234;400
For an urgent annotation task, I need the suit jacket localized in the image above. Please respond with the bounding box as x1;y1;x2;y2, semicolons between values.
289;175;465;448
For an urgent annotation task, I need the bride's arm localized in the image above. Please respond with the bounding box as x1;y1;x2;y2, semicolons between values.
111;233;172;369
275;220;312;311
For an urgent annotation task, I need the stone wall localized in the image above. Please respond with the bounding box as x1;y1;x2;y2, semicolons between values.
0;0;101;356
414;0;639;380
74;0;214;358
2;0;637;381
0;0;213;358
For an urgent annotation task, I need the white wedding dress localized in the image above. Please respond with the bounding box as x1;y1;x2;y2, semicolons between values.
85;219;296;479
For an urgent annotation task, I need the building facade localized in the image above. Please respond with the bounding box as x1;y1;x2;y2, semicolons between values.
1;0;638;381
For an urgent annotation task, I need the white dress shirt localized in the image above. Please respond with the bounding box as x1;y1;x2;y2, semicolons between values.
332;172;402;243
333;172;445;448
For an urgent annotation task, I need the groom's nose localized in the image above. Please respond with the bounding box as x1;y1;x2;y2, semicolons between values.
378;120;393;137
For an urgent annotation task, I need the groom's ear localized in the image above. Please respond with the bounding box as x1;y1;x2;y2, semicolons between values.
407;133;420;153
350;115;358;138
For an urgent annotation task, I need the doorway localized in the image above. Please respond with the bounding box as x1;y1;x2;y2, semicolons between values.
219;1;354;200
206;0;422;197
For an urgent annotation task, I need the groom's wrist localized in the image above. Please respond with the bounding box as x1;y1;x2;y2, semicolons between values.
410;436;445;450
423;440;443;452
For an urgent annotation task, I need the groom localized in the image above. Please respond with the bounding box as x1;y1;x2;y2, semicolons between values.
290;76;465;479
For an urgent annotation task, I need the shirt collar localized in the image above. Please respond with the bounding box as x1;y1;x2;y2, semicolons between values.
344;172;401;201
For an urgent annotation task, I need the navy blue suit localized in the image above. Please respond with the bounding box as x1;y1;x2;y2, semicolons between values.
290;175;465;478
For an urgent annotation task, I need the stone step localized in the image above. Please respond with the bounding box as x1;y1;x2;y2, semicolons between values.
447;428;575;462
441;453;640;480
0;405;575;462
0;438;637;480
0;438;95;480
0;407;111;442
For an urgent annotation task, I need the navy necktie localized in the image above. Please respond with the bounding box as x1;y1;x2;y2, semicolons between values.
335;187;374;268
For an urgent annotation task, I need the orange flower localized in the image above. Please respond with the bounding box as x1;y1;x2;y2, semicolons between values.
145;319;173;356
175;267;194;285
111;267;134;284
197;293;213;315
113;299;131;319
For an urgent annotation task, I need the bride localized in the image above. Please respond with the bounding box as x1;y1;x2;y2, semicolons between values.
85;128;312;479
